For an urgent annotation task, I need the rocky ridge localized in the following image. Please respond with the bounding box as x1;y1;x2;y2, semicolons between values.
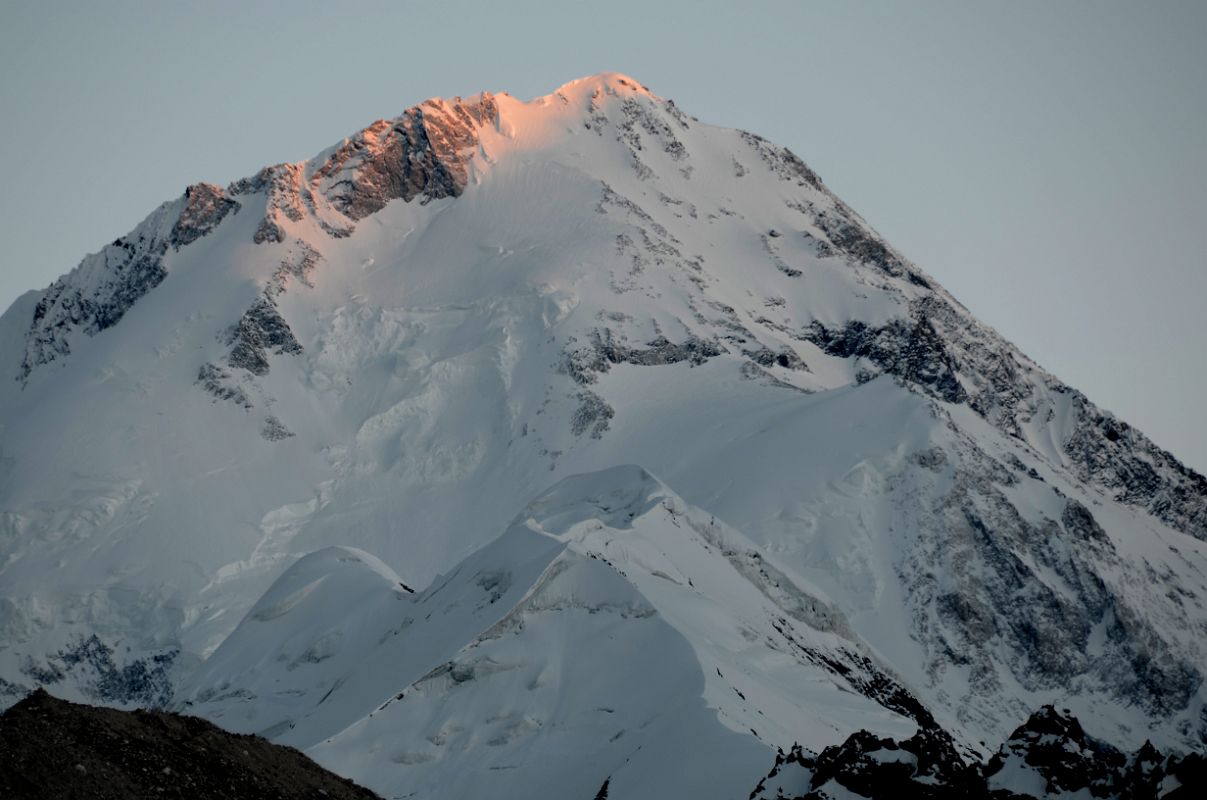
18;183;239;381
750;705;1206;799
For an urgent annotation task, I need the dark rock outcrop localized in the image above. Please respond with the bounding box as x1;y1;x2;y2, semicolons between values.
811;203;915;282
232;95;496;248
16;635;177;709
0;689;380;800
564;328;724;385
571;390;614;438
902;443;1202;727
743;346;807;371
806;290;1207;541
196;362;253;408
1061;388;1207;540
749;727;982;800
19;183;239;381
739;130;824;191
750;705;1207;799
170;183;241;249
226;297;302;377
805;312;966;404
313;94;498;221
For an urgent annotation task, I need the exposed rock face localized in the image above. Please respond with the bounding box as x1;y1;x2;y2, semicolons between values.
925;296;1207;541
266;244;320;299
886;294;1207;542
899;427;1204;734
170;183;241;249
231;163;309;245
743;345;808;371
564;328;725;385
17;93;496;385
810;203;921;284
312;93;499;220
750;705;1207;799
983;706;1207;799
805;309;966;404
261;415;294;442
1061;388;1207;541
226;297;302;377
193;293;303;414
738;130;824;191
750;730;979;799
570;390;614;438
18;184;239;381
804;286;1207;542
0;689;380;800
13;635;177;709
196;362;252;408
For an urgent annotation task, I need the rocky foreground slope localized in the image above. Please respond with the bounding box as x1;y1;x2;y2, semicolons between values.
0;689;379;800
1;73;1205;799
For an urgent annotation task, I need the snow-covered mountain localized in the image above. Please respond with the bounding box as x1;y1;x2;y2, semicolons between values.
1;73;1205;798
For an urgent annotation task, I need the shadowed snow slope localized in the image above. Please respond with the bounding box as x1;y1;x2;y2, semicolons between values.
1;73;1205;798
182;466;918;800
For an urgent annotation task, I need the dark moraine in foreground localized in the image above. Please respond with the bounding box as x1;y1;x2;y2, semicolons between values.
0;689;380;800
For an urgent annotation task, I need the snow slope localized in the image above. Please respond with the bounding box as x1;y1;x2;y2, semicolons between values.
1;73;1205;797
182;467;923;799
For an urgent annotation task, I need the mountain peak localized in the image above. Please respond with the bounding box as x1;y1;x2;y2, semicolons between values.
2;72;1206;800
546;71;656;101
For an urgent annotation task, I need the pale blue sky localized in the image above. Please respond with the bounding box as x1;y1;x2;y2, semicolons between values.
2;0;1205;471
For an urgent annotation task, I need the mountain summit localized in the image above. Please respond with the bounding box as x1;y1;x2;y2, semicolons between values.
1;74;1204;799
